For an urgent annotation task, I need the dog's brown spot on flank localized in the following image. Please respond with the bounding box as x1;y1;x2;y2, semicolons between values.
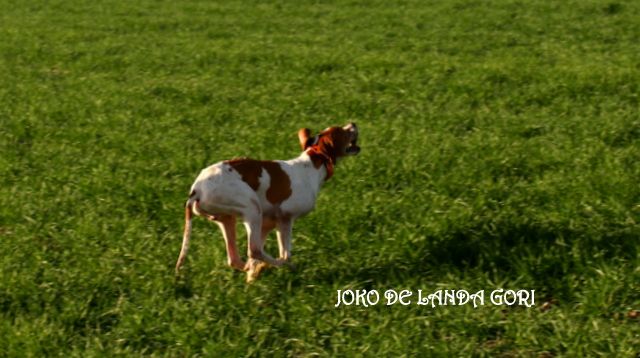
226;158;292;205
227;158;262;191
261;161;292;204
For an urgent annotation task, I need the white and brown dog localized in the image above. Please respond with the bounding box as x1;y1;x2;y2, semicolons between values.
175;123;360;282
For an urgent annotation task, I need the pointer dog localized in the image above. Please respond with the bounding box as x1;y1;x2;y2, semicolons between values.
175;123;360;282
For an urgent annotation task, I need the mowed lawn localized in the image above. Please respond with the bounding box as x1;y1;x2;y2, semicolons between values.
1;0;639;355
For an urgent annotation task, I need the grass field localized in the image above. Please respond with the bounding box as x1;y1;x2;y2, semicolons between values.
1;0;639;356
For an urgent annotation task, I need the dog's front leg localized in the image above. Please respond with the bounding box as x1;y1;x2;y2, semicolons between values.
276;219;293;262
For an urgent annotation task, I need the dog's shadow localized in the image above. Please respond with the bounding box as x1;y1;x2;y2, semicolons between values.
300;222;637;292
173;271;194;299
173;220;635;296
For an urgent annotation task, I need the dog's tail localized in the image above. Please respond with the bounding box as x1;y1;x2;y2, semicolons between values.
175;190;198;273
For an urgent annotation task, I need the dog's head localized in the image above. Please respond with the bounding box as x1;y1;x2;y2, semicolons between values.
298;123;360;159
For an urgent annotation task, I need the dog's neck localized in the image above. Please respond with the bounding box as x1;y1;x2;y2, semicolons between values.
286;150;334;195
305;147;335;180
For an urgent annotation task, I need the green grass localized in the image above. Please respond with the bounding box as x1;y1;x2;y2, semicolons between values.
1;0;639;356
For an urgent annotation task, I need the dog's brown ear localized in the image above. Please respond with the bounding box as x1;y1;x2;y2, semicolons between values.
298;128;314;150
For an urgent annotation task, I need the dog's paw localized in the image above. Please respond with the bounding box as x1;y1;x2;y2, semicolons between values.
255;260;268;273
246;272;258;283
245;259;268;283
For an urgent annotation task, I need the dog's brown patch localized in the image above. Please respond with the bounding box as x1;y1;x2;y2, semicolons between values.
227;158;262;190
261;161;292;204
310;127;353;163
226;159;292;204
304;127;355;179
308;152;326;169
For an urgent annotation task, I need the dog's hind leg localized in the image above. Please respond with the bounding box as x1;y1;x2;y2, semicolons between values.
242;218;276;281
243;210;284;282
244;215;267;282
215;215;245;271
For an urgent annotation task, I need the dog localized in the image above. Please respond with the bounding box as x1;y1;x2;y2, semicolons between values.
175;123;360;282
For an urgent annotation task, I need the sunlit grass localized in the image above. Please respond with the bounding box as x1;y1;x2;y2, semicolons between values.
1;0;639;355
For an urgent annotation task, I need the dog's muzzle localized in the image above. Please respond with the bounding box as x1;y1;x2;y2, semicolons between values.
345;123;360;155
